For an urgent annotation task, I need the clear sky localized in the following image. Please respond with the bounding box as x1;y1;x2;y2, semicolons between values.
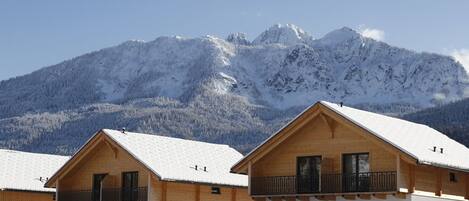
1;0;469;81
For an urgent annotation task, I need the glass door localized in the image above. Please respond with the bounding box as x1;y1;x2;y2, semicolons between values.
296;156;321;193
122;172;139;201
92;174;107;201
342;153;370;192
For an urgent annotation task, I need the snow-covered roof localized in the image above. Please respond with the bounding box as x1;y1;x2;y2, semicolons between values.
233;101;469;173
0;149;69;192
102;129;248;187
320;101;469;172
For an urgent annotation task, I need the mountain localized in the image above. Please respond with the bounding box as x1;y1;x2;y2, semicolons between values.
403;98;469;147
0;24;468;155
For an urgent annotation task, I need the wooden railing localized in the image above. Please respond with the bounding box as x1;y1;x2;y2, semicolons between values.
58;187;148;201
251;172;396;196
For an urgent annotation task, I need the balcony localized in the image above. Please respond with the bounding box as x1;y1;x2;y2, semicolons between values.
58;187;148;201
251;172;396;196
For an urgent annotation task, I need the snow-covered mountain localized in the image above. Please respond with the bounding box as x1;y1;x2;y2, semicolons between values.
1;24;468;154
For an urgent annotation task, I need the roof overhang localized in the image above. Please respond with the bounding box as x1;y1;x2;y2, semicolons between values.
0;188;55;194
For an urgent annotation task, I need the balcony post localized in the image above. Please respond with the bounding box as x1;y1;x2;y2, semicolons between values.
55;179;60;201
231;188;237;201
408;165;415;193
396;155;401;190
465;174;469;199
248;162;252;195
161;181;167;201
435;168;442;196
195;185;200;201
147;173;151;201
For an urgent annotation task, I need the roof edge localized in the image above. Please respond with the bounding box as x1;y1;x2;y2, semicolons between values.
44;129;103;187
1;188;56;194
159;178;248;188
101;129;163;180
231;102;321;172
319;101;420;161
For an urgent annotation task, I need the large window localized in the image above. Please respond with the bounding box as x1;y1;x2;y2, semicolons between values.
296;156;321;193
342;153;370;192
122;172;139;201
92;174;107;201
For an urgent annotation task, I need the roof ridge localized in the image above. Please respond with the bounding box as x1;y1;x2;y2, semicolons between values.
102;129;232;147
0;149;70;158
319;100;427;127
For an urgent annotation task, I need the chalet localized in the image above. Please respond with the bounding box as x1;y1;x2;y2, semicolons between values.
0;149;69;201
45;129;251;201
231;101;469;201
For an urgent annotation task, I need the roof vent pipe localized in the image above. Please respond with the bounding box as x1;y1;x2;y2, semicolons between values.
121;127;126;133
440;148;444;154
204;166;207;172
433;146;437;152
340;102;343;107
195;165;198;170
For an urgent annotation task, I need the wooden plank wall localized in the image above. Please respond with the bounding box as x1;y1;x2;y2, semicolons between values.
58;140;149;190
252;116;397;177
149;179;251;201
0;191;54;201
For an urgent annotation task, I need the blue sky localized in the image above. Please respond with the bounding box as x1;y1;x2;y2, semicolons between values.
1;0;469;81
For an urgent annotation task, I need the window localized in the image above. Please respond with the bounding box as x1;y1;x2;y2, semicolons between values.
449;172;457;182
122;172;139;201
211;187;221;194
296;156;321;193
92;174;107;201
342;153;370;192
343;153;370;174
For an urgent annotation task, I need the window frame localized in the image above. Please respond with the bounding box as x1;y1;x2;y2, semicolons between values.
121;171;139;201
342;152;370;174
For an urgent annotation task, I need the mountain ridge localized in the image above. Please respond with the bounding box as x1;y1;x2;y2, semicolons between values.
0;24;468;154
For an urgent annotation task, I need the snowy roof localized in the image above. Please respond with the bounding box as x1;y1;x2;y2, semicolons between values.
0;149;69;192
233;101;469;173
321;101;469;172
102;129;248;187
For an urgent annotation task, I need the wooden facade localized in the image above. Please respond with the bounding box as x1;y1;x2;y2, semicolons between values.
46;131;251;201
231;103;469;200
0;190;54;201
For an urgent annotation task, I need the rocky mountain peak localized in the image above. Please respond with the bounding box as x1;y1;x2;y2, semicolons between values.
315;26;361;45
226;32;251;45
252;24;313;45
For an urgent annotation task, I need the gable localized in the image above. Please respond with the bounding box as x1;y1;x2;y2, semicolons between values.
59;137;149;190
251;110;399;176
45;131;155;188
231;102;417;174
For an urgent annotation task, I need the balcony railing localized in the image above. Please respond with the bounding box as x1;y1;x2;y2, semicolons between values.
58;187;148;201
251;172;396;196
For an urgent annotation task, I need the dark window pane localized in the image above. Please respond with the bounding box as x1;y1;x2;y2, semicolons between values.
122;172;138;201
297;156;321;193
92;174;106;201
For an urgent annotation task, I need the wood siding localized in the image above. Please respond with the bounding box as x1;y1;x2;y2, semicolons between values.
59;139;148;190
252;116;396;177
0;191;53;201
244;106;469;200
56;132;251;201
